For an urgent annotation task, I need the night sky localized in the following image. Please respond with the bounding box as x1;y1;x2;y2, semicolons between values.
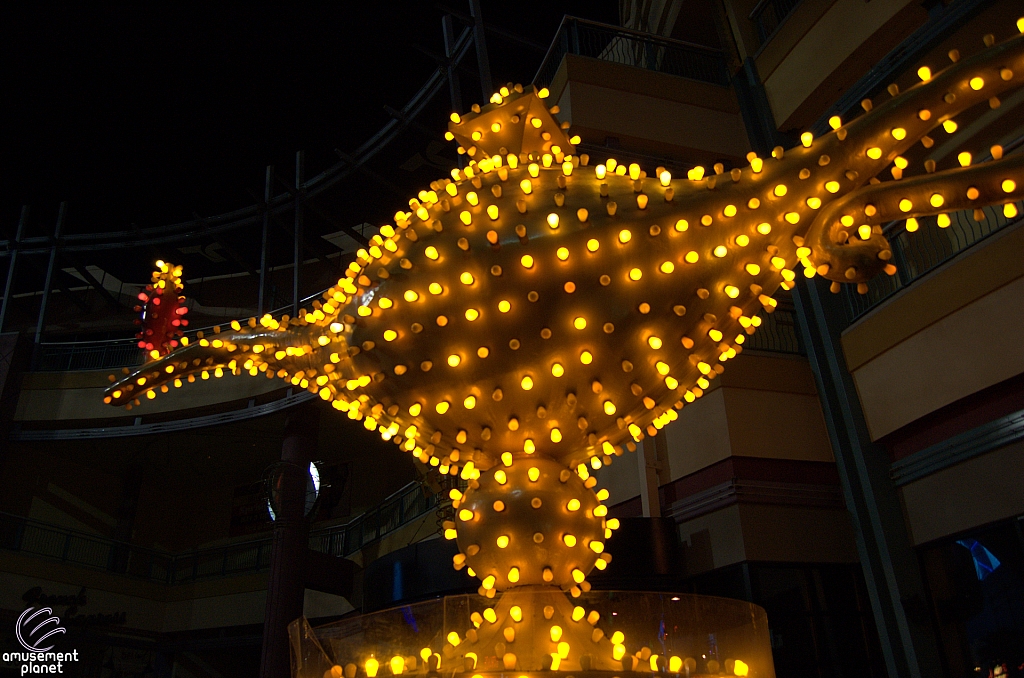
2;3;618;238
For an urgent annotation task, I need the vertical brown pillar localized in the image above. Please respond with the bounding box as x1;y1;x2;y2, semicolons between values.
259;402;319;678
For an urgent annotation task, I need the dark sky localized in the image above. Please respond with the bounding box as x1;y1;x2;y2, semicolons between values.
2;3;618;238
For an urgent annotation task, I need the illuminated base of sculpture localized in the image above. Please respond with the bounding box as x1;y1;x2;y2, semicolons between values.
290;589;774;678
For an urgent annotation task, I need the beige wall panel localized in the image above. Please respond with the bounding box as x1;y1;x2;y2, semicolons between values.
763;0;915;127
843;222;1024;372
162;589;268;632
663;386;733;481
738;504;858;563
852;275;1024;440
722;388;834;461
595;447;642;506
901;441;1024;545
677;503;747;574
565;81;750;158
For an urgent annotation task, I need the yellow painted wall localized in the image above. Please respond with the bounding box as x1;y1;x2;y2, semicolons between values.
664;352;833;481
900;440;1024;545
844;222;1024;440
550;54;750;161
759;0;920;129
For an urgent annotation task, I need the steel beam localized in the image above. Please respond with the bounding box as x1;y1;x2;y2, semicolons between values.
259;165;274;316
468;0;493;97
293;152;304;318
0;206;28;333
34;203;65;345
792;277;943;678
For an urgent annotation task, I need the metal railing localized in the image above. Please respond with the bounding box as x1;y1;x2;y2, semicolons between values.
0;480;441;584
534;16;729;89
745;304;804;355
749;0;804;49
843;199;1024;322
31;289;339;373
309;480;442;558
34;338;145;372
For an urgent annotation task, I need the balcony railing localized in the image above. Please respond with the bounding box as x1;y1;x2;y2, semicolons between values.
0;480;441;585
749;0;804;50
534;16;729;90
746;304;804;355
843;199;1024;322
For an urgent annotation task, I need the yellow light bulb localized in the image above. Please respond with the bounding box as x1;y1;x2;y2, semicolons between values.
773;184;787;197
429;282;442;295
464;395;477;409
587;238;600;252
521;375;534;390
713;245;728;257
547;213;559;229
563;534;577;547
628;268;642;281
496;535;510;548
465;308;480;321
521;255;534;269
725;286;739;298
867;147;882;159
580;351;593;364
557;247;569;260
365;659;379;678
460;272;474;285
603;401;616;415
685;251;699;263
825;180;840;193
567;498;580;511
660;261;675;274
551;428;562;443
448;354;461;367
618;229;631;244
425;246;439;260
970;77;984;90
383;330;397;341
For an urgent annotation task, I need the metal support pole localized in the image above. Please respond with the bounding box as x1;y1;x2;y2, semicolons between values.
293;152;304;318
442;14;464;115
792;277;943;678
468;0;493;97
258;165;274;316
259;403;319;678
34;202;65;345
0;206;28;333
